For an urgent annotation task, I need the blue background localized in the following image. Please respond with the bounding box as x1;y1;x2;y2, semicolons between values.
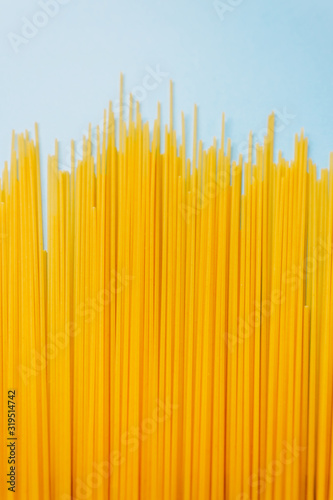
1;0;332;225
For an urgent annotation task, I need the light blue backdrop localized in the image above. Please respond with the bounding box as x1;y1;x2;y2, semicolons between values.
1;0;332;234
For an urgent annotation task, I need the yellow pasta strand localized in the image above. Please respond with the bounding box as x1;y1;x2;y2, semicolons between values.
1;81;333;500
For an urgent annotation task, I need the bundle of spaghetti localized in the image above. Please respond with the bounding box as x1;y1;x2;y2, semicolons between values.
1;79;333;500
